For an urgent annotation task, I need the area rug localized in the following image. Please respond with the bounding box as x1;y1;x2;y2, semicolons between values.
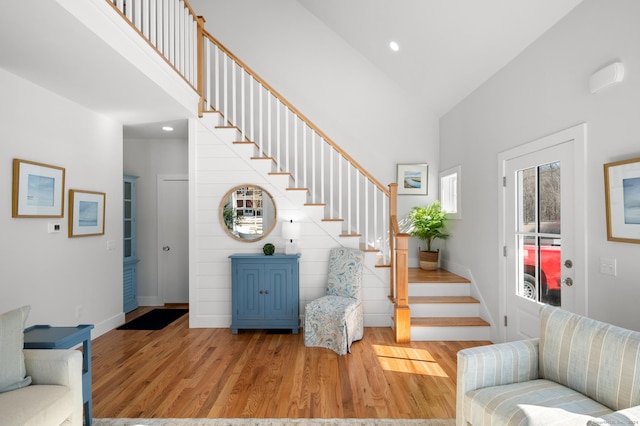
92;419;454;426
116;309;188;330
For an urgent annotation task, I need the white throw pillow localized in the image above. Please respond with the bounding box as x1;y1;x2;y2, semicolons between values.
0;305;32;393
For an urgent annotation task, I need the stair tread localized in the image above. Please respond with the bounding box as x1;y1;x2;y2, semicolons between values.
409;296;479;304
409;268;470;284
412;317;490;327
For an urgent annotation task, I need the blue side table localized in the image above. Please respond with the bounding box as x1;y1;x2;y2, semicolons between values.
24;324;94;426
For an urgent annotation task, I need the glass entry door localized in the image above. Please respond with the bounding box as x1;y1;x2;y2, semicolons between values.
504;140;576;341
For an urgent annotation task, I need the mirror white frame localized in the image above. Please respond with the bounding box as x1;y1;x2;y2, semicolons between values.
220;184;277;242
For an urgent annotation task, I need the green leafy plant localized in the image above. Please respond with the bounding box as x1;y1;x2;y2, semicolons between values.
223;202;237;229
262;243;275;256
408;200;450;252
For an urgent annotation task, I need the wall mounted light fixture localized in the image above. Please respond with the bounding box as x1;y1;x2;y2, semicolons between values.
282;220;301;255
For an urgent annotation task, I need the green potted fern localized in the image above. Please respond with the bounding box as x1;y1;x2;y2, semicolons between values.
408;200;450;270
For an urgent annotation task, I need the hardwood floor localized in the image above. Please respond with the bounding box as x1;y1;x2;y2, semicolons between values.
91;306;491;419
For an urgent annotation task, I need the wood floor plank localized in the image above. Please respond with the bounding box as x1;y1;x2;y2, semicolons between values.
91;306;491;419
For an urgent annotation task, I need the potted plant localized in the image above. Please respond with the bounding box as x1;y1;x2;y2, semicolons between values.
408;200;450;270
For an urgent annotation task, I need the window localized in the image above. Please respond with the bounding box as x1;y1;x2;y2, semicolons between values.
439;165;461;219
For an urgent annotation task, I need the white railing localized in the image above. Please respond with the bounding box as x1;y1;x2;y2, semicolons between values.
202;35;391;256
107;0;199;90
104;0;391;258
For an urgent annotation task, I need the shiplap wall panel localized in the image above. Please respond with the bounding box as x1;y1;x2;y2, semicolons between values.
191;118;391;328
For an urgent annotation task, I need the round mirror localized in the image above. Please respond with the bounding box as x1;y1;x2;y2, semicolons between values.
220;184;277;242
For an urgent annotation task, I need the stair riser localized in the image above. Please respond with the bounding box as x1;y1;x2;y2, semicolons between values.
303;205;326;221
339;237;361;249
200;113;224;128
250;159;273;175
410;303;480;318
410;326;491;341
285;190;308;205
409;283;470;297
230;143;255;159
214;127;241;144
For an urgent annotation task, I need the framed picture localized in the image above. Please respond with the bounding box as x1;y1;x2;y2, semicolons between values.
69;190;106;237
12;159;65;218
397;163;428;195
604;157;640;244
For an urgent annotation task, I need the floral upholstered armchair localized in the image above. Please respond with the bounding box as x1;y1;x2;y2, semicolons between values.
304;247;364;355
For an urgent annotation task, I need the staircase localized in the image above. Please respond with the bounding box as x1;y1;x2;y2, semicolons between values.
404;268;490;341
105;0;491;341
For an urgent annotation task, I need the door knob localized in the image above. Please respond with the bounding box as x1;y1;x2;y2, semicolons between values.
163;246;170;251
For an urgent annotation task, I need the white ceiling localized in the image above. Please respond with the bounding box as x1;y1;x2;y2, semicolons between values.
297;0;583;116
0;0;583;138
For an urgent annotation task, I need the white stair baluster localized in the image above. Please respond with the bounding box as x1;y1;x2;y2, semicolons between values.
240;69;245;139
231;60;236;128
320;134;325;206
267;94;272;158
205;41;211;111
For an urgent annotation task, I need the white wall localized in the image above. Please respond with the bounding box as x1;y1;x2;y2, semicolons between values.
190;0;441;263
440;0;640;334
190;118;390;328
0;68;124;337
123;138;188;304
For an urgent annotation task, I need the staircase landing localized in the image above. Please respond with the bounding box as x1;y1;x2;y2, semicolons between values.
408;267;470;284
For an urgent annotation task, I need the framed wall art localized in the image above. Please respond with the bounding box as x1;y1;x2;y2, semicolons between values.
69;189;106;237
12;158;65;218
397;163;428;195
604;157;640;244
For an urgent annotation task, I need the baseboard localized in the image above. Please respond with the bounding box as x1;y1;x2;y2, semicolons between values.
93;312;126;339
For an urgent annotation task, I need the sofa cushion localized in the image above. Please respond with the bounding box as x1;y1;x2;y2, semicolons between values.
0;384;73;426
0;306;32;393
539;305;640;411
465;378;612;425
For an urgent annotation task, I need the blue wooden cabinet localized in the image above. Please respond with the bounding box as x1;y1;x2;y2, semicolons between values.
123;175;139;313
230;253;301;334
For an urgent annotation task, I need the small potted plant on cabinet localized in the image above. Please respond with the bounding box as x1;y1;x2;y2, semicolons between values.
408;200;449;270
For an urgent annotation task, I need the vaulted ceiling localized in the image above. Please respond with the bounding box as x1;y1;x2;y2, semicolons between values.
297;0;583;116
0;0;583;137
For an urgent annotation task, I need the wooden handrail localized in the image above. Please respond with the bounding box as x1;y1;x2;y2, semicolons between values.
200;28;389;196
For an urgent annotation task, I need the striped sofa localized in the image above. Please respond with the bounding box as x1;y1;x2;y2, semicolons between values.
457;305;640;426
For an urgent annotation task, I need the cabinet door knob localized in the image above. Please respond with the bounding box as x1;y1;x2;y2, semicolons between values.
264;290;269;295
259;290;264;294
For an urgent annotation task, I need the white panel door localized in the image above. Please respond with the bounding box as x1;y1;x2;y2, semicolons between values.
158;176;189;304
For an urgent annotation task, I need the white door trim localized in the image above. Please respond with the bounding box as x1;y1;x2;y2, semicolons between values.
157;174;189;304
497;123;587;343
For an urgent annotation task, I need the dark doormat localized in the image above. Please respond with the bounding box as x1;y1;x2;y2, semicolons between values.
117;308;188;330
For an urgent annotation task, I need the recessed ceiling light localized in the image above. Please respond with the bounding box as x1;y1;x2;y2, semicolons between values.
389;41;399;52
162;126;174;132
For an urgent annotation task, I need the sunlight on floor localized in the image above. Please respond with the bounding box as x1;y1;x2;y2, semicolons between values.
372;344;449;377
